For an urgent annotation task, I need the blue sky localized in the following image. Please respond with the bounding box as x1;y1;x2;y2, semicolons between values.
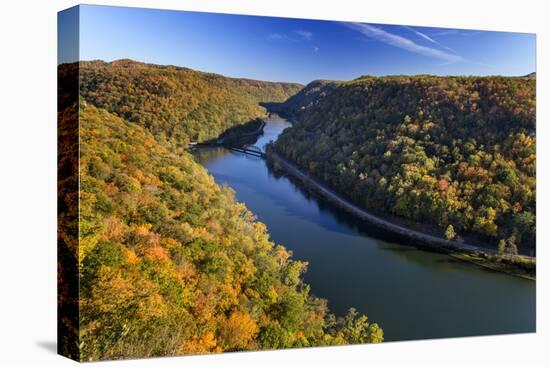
59;5;536;84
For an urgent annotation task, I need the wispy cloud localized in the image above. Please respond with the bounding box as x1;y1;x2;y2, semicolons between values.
432;29;480;37
402;26;456;53
431;29;459;37
294;30;314;41
345;22;462;63
268;30;318;53
268;33;285;40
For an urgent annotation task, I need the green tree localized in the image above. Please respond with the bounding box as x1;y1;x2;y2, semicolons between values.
505;234;519;259
498;239;506;257
338;308;384;344
444;224;456;240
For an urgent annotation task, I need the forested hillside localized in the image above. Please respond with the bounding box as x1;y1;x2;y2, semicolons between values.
78;59;303;144
58;62;382;361
263;80;341;121
274;75;536;253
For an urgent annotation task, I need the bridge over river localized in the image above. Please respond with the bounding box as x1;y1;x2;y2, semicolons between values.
225;145;265;158
189;141;266;157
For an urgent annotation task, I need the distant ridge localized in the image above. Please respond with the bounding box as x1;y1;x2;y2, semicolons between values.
263;79;341;121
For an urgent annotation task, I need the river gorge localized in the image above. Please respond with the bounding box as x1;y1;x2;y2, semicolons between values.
194;115;535;342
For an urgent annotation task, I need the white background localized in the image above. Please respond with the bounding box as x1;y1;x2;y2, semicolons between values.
0;0;547;365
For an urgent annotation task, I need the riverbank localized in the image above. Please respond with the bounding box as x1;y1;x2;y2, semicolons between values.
218;118;266;147
266;146;535;280
188;118;266;151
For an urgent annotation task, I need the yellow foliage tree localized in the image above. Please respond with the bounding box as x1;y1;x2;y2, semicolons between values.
219;311;258;350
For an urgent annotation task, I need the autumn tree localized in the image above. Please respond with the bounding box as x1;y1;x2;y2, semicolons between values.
444;225;456;240
218;311;259;351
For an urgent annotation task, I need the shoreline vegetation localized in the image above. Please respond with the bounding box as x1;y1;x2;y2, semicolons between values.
191;117;267;149
265;145;535;280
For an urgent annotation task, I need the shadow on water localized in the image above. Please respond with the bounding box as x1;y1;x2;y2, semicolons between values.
265;162;433;248
435;257;464;265
379;245;416;253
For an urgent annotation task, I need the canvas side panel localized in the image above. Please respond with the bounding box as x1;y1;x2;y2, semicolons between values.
58;5;80;361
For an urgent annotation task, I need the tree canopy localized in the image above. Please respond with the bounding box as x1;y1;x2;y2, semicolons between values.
274;75;536;252
79;59;302;144
58;61;383;361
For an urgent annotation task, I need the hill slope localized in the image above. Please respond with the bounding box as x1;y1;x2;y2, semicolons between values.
58;62;382;361
263;80;341;121
78;59;303;144
274;75;536;252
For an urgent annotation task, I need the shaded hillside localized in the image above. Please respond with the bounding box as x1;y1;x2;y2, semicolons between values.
263;80;340;121
78;59;303;144
275;75;536;252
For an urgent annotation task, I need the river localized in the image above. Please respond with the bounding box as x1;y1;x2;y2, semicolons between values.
193;115;536;342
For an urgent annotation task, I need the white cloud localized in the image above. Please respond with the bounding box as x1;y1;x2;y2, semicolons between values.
268;33;284;40
432;29;480;37
294;30;314;41
345;22;462;63
403;26;456;52
431;29;459;37
268;30;316;53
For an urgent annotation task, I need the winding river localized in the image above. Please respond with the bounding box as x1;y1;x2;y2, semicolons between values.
194;116;536;342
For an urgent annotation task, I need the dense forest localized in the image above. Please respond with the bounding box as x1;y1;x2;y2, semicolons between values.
263;80;341;121
58;61;383;361
79;59;302;144
274;75;536;253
